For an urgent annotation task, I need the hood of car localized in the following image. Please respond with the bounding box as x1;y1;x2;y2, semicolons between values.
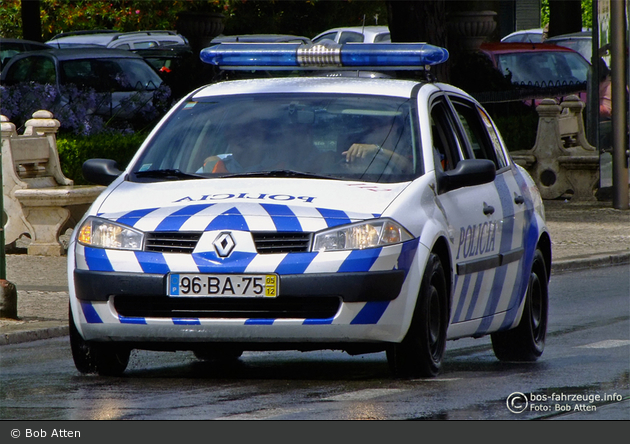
95;177;410;231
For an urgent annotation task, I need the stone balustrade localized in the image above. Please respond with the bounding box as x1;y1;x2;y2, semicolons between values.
511;95;599;201
2;111;104;256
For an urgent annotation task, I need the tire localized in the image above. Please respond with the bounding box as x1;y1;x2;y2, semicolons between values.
387;253;448;378
69;304;130;376
491;249;548;362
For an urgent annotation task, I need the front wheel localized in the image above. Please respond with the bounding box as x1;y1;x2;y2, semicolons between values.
491;249;549;361
69;304;130;376
387;253;448;378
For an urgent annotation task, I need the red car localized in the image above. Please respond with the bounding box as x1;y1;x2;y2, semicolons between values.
479;42;590;103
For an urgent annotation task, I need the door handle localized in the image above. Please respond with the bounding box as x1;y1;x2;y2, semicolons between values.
483;202;495;215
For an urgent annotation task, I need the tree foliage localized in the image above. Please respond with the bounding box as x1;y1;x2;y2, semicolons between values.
1;0;388;41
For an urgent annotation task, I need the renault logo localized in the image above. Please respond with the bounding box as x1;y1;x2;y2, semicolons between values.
213;232;235;257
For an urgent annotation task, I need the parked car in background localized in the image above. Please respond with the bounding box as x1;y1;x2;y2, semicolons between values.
480;42;590;94
501;28;543;43
46;30;190;51
313;26;390;44
210;34;312;44
0;37;51;70
545;31;593;63
1;47;166;119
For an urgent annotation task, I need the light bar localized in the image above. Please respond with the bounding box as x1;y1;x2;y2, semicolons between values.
200;42;449;71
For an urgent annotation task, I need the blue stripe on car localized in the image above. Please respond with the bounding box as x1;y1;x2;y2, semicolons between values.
498;166;539;330
261;203;302;232
134;251;172;274
316;208;352;227
193;251;257;273
475;173;514;334
205;206;249;231
275;252;317;274
338;248;382;273
155;204;214;231
84;247;114;272
116;208;158;227
350;301;390;324
80;301;103;323
119;316;147;324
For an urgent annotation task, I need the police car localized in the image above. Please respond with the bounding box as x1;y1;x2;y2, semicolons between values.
69;42;551;377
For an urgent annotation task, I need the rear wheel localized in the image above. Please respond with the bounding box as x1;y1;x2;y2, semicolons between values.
491;249;548;361
387;253;448;378
69;304;130;376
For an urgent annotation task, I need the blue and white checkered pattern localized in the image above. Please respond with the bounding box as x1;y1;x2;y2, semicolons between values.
77;202;420;329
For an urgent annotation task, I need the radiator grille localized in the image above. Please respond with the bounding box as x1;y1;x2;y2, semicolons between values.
145;232;202;254
252;232;311;254
144;231;312;254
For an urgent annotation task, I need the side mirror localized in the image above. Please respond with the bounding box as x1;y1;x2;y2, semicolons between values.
82;159;123;186
436;159;496;194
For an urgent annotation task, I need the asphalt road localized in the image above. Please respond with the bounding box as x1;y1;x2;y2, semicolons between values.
0;265;628;421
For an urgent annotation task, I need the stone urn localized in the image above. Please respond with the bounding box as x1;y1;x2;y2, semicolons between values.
448;10;497;51
176;11;225;53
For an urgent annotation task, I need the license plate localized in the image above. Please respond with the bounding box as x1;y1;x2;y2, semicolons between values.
168;273;278;297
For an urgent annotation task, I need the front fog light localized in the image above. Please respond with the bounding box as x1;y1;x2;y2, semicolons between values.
77;217;144;250
312;219;413;252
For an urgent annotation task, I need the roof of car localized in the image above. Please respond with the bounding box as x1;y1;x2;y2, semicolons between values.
546;31;592;41
192;75;425;100
479;42;579;54
314;26;390;39
0;37;51;46
46;30;188;47
211;34;312;44
6;47;145;61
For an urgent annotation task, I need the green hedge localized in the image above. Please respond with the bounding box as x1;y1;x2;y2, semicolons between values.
57;132;147;185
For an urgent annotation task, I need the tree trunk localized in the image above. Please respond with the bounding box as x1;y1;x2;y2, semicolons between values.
387;0;449;82
21;0;42;42
548;0;582;38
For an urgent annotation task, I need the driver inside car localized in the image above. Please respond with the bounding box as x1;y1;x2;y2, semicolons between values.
341;116;413;174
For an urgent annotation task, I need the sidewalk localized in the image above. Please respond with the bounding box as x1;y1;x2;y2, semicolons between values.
1;199;628;345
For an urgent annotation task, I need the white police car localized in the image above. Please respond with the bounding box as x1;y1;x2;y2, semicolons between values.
69;42;551;377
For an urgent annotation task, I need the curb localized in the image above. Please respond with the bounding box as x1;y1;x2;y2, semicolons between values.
551;252;630;274
1;325;69;346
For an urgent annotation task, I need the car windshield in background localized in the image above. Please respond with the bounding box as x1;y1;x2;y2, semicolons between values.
61;58;163;92
496;51;589;87
132;93;419;183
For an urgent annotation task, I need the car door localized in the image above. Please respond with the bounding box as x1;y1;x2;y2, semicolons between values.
447;93;530;337
429;94;523;339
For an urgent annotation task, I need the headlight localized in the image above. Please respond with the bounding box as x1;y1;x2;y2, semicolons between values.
77;216;144;251
312;219;413;252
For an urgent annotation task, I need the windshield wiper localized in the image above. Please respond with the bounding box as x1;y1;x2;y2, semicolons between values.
221;170;336;180
133;169;204;181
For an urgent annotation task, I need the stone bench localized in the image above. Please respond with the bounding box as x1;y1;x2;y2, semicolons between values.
511;95;599;201
2;111;104;256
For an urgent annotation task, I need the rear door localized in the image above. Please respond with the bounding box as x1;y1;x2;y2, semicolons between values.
430;93;528;338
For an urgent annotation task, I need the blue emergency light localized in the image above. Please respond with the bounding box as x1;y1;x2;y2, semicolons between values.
200;42;449;70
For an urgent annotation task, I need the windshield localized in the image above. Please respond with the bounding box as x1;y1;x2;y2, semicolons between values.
497;51;589;87
132;93;420;183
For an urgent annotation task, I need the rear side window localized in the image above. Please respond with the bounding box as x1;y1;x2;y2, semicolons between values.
61;58;162;92
450;99;507;170
4;56;56;85
339;32;364;43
